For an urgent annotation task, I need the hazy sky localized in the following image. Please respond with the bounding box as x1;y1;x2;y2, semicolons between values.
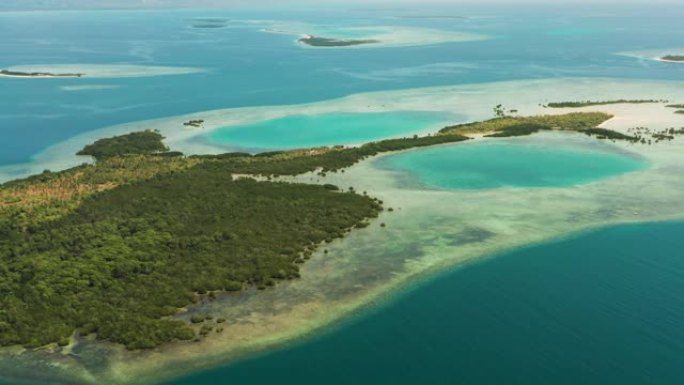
0;0;679;11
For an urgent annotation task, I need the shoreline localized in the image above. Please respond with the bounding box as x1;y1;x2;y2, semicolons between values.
656;58;684;64
3;76;683;184
2;78;684;384
0;73;83;79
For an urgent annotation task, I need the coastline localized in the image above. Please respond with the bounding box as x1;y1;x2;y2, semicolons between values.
656;58;684;64
4;76;683;184
2;78;684;384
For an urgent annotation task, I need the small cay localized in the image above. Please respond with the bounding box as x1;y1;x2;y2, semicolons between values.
0;69;84;78
299;35;380;47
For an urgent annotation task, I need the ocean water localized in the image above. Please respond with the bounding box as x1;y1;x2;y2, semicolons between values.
375;139;648;189
204;112;453;151
166;221;684;385
1;5;684;170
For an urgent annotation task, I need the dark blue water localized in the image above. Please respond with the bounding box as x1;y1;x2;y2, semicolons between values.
166;221;684;385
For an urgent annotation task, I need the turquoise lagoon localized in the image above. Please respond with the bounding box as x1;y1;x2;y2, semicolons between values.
204;112;453;151
375;138;648;189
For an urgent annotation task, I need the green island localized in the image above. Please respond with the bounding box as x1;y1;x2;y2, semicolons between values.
440;112;613;136
183;119;205;128
545;99;664;108
0;69;84;78
191;18;228;29
661;55;684;62
298;35;380;47
0;134;386;350
76;130;171;160
1;110;668;352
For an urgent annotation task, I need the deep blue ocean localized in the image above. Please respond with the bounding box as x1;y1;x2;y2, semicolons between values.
166;221;684;385
2;4;684;385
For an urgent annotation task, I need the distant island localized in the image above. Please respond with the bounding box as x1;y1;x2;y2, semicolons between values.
660;55;684;62
191;18;229;29
0;69;84;78
546;99;665;108
299;35;380;47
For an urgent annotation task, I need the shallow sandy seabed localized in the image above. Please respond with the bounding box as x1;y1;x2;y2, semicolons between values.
256;21;490;48
1;64;206;79
2;78;684;384
60;85;123;92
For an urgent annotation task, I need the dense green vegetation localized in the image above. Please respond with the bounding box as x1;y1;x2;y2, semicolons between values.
661;55;684;62
439;112;613;136
666;104;684;109
77;130;169;159
193;134;470;176
546;99;664;108
0;161;381;350
77;130;169;160
578;128;639;142
484;123;551;137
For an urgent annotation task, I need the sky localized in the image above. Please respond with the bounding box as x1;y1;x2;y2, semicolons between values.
0;0;679;11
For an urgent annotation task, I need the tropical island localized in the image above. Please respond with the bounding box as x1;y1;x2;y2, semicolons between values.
660;55;684;62
298;35;380;47
3;105;684;384
0;69;84;78
2;110;680;351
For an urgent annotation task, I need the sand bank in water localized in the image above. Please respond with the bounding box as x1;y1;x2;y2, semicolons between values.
1;64;205;79
256;21;490;48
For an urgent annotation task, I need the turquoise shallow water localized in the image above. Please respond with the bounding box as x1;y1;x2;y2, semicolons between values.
375;140;648;189
204;112;452;151
166;221;684;385
1;5;683;171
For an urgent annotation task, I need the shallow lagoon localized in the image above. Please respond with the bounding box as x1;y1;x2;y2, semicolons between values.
375;139;649;189
204;112;453;151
